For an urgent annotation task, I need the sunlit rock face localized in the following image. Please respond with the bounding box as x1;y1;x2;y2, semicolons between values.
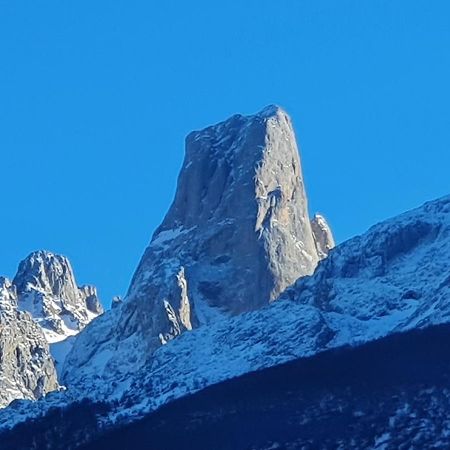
127;104;322;324
62;105;330;389
13;250;103;343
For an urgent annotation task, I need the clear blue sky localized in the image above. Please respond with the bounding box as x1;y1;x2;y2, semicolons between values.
1;1;449;307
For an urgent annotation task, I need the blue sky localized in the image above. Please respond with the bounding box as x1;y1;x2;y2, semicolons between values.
1;1;449;307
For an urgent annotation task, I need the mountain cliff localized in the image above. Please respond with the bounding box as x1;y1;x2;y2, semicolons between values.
14;251;103;344
0;277;58;408
61;105;331;387
0;251;103;408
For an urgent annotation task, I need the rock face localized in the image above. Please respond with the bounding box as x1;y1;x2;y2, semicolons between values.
310;214;335;259
0;277;58;408
62;105;330;386
128;105;319;318
13;251;103;343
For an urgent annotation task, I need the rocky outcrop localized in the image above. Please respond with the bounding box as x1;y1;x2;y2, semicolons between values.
310;214;335;259
13;251;103;343
125;105;322;331
0;277;58;408
62;105;331;387
79;286;103;315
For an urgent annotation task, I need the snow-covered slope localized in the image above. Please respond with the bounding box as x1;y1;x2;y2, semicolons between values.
100;195;450;422
13;250;103;344
61;105;331;387
3;194;446;433
90;195;450;414
0;277;58;408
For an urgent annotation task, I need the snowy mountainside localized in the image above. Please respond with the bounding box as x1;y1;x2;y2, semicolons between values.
282;193;450;335
0;277;58;408
80;194;450;420
2;194;447;432
0;250;103;408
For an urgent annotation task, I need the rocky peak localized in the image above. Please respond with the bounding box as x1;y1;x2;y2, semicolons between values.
14;251;78;300
129;105;321;314
310;214;335;259
13;250;103;343
62;105;333;386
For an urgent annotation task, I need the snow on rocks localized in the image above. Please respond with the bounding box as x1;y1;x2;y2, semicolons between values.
0;277;59;408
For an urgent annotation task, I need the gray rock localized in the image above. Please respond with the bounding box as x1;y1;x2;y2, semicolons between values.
125;105;321;333
79;285;103;315
62;105;330;385
13;250;103;343
310;214;335;259
0;277;58;408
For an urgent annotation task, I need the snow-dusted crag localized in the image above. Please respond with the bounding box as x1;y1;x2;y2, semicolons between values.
14;251;103;344
62;105;330;387
0;251;102;408
0;277;58;408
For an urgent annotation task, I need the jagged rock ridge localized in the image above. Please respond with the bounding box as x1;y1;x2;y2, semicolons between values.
14;250;103;343
62;105;332;386
86;194;450;422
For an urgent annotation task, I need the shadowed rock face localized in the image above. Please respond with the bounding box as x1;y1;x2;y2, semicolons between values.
62;105;331;387
0;277;58;408
127;105;320;322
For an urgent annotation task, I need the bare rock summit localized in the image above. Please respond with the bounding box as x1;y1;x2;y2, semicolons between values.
62;105;333;388
13;250;103;343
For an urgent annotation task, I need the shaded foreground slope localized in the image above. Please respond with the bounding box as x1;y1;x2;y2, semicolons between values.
82;324;450;449
3;323;450;449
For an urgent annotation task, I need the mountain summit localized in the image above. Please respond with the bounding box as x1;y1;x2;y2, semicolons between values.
0;251;103;407
14;250;103;343
62;105;332;387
